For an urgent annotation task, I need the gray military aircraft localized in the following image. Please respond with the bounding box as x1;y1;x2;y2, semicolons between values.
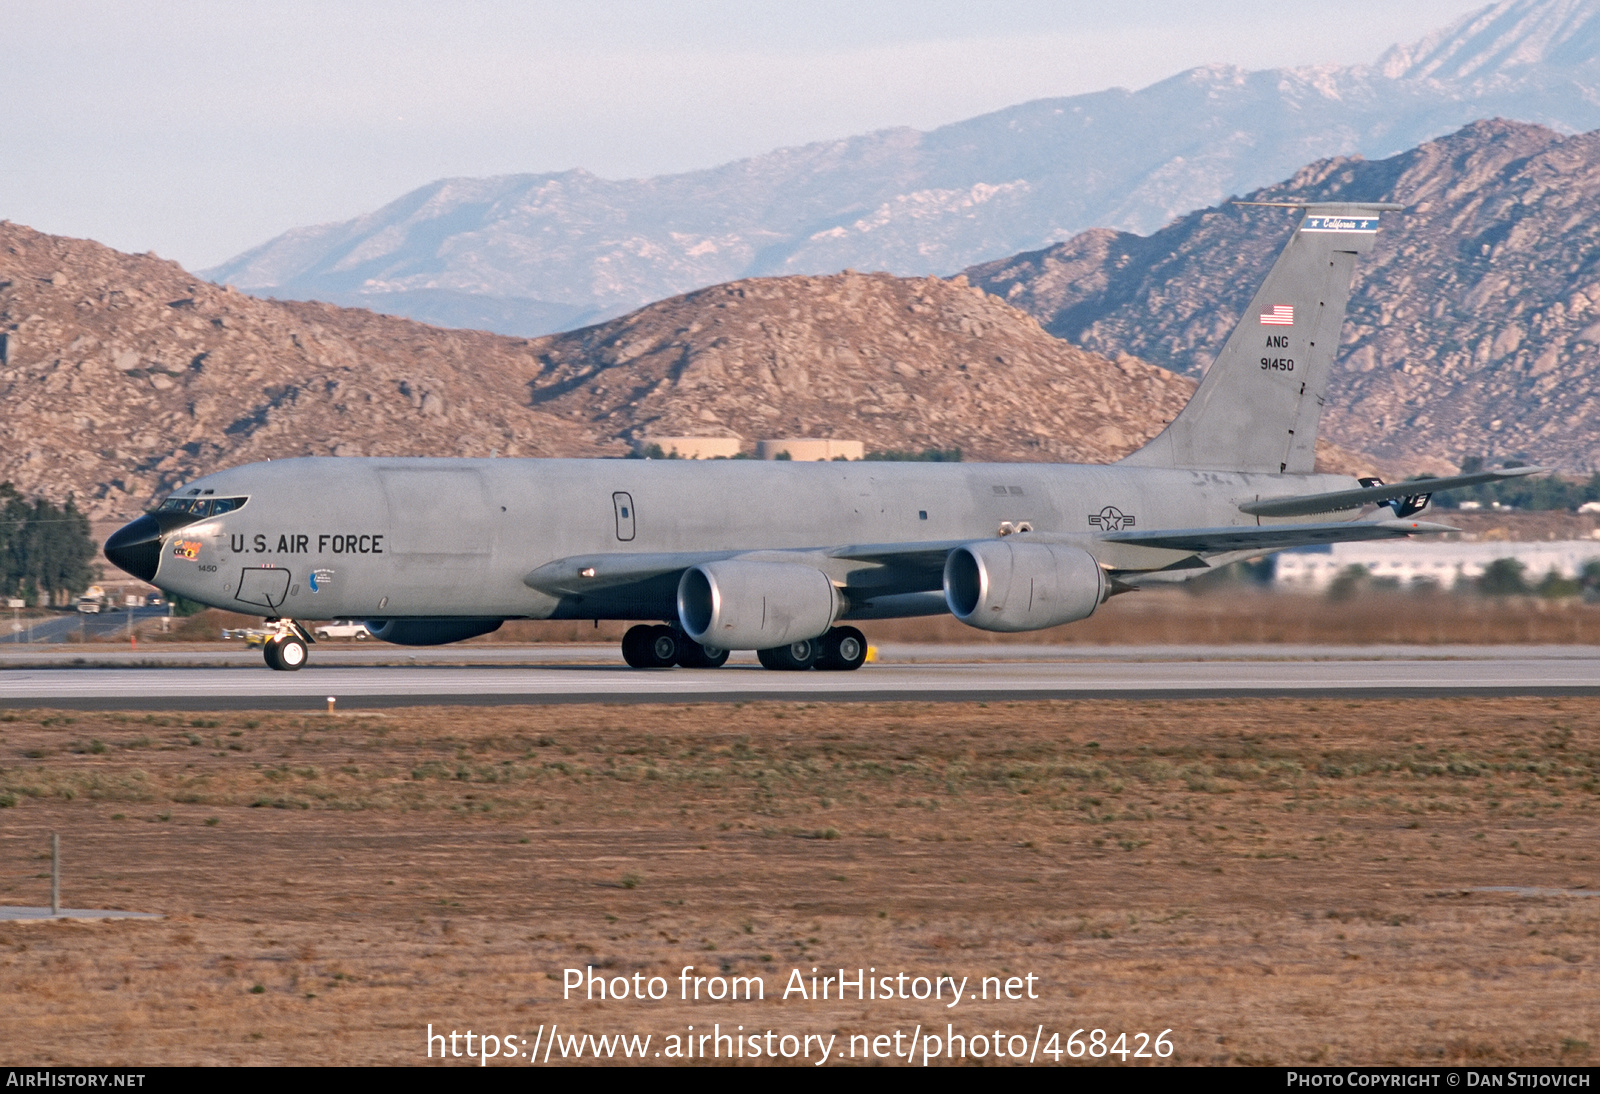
104;201;1536;671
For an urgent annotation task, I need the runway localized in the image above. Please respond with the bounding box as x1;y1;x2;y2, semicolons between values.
1;644;1596;709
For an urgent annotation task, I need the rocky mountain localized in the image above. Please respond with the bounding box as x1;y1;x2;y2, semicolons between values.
0;222;615;521
1;222;1232;523
205;0;1600;337
515;270;1194;467
965;118;1600;472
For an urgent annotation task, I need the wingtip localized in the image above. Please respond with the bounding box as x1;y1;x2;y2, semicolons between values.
1385;519;1457;534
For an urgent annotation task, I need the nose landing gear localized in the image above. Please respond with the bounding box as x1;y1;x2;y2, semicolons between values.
261;619;314;671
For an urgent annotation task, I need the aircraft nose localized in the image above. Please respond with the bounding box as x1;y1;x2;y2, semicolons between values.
104;514;162;583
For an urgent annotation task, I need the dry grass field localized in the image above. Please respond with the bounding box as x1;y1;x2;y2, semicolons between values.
0;698;1595;1066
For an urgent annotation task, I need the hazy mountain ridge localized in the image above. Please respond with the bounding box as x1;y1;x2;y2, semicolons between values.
205;0;1600;336
965;119;1600;471
1376;0;1600;81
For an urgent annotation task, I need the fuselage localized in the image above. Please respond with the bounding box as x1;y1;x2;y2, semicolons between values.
117;456;1359;623
97;200;1415;670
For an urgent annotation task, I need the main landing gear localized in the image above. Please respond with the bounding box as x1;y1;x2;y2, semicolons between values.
620;624;730;669
756;627;868;671
620;624;866;671
261;619;314;672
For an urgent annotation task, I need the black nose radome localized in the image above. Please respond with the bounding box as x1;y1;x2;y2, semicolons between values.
104;514;162;583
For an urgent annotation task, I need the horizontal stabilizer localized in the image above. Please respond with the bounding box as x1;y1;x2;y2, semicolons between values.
1239;467;1546;518
1100;518;1455;554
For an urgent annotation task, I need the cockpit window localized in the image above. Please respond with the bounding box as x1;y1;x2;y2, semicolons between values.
156;495;247;516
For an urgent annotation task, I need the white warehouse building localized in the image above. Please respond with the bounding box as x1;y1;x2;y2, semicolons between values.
1273;538;1600;591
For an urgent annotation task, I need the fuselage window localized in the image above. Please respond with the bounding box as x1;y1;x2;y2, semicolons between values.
613;492;636;541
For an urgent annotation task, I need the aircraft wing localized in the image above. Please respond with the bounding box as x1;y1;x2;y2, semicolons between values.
1099;517;1456;554
1238;467;1545;518
825;540;972;570
524;520;1451;598
523;551;743;596
523;541;969;597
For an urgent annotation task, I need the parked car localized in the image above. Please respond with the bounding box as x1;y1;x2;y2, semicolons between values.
313;620;370;640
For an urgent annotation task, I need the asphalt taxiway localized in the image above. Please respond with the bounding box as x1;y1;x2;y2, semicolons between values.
0;644;1595;709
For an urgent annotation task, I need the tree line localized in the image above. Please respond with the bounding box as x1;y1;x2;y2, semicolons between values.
0;483;97;606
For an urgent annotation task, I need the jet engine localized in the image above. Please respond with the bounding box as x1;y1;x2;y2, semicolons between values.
943;540;1106;632
363;617;504;646
677;561;839;649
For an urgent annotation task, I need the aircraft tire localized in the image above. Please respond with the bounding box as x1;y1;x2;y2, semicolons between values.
272;636;308;671
757;638;818;671
262;641;283;671
816;626;867;671
645;625;679;667
621;625;657;668
676;640;730;668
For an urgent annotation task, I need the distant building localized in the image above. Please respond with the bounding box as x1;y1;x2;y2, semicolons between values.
638;437;743;459
635;437;869;460
1275;539;1600;590
755;439;864;461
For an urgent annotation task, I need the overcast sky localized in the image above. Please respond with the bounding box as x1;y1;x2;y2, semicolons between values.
2;0;1484;270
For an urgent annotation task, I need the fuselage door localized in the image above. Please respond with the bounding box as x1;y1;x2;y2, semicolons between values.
613;492;636;542
235;566;291;611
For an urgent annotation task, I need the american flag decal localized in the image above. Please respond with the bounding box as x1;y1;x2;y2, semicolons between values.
1259;304;1294;326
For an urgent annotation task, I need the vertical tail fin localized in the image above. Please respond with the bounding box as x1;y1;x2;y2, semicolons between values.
1120;202;1401;474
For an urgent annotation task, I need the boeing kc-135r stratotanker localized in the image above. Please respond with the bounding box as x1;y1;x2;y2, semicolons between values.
103;203;1537;671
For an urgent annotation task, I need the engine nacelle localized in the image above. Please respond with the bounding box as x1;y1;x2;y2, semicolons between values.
943;540;1106;633
678;561;839;649
364;617;504;646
